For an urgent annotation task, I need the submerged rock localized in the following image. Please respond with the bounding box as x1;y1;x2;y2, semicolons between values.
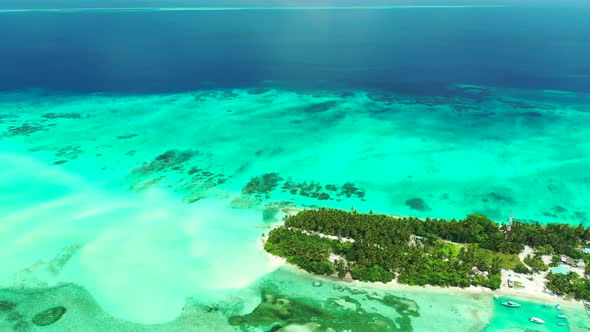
0;300;17;311
31;306;66;326
405;198;431;211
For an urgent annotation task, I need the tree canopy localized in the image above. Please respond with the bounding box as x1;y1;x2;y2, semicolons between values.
265;208;590;296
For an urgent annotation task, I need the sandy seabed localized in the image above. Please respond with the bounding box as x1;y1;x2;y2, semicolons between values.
1;86;589;331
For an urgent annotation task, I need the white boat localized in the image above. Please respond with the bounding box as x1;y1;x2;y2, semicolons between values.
557;314;567;319
529;317;545;324
501;301;521;308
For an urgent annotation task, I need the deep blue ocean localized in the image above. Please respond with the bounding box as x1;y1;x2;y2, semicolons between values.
1;3;589;94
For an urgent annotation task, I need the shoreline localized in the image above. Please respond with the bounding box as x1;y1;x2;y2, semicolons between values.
267;253;586;312
267;207;587;310
260;223;585;313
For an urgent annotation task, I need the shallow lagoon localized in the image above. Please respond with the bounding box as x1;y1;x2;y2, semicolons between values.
1;87;589;223
1;86;589;330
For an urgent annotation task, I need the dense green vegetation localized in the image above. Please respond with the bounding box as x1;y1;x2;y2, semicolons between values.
264;227;335;275
509;222;589;259
265;208;590;293
546;272;590;300
282;209;590;257
476;248;521;271
550;255;561;267
513;262;532;275
523;254;548;272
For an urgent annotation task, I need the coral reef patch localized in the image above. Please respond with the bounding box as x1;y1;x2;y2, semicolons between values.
243;173;284;198
281;179;366;201
228;287;419;332
4;123;46;137
127;149;229;203
480;192;517;206
405;198;431;212
132;149;199;175
42;112;83;119
31;306;67;326
240;172;368;203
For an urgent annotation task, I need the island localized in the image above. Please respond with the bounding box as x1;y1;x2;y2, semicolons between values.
264;208;590;301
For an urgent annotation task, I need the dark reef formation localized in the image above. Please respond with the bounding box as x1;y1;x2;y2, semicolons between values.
54;145;83;161
132;149;199;175
127;149;229;203
228;287;419;332
0;284;232;331
498;98;556;110
479;192;517;206
242;173;283;198
247;88;272;95
1;108;88;139
0;300;17;311
116;133;138;139
575;211;588;222
241;173;367;203
41;112;83;119
304;100;339;114
254;147;285;158
4;123;46;137
405;198;431;212
31;306;66;326
177;165;228;204
542;208;588;223
0;299;27;331
0;280;421;331
193;89;239;102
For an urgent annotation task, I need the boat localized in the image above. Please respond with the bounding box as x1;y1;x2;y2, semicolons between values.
529;317;545;324
558;322;567;326
501;301;521;308
558;314;567;319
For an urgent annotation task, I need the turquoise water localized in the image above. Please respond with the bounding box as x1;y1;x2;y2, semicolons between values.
2;87;588;223
485;297;570;331
0;5;505;13
2;3;590;330
0;265;587;331
1;86;589;330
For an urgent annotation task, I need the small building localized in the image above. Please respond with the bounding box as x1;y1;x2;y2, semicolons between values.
409;235;424;246
551;266;571;275
472;267;486;276
561;256;576;266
